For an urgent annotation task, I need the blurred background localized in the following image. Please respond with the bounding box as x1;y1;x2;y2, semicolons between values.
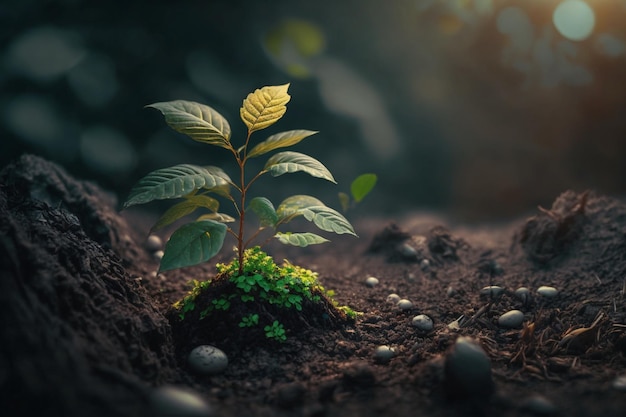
2;0;625;221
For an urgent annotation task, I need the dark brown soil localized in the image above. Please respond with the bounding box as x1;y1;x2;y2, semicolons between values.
2;154;626;417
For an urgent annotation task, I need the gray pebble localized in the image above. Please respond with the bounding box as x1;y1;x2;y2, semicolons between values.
498;310;524;328
397;299;414;310
537;286;558;298
386;293;401;303
444;336;493;398
514;287;530;303
150;385;213;417
411;314;434;331
398;243;418;259
446;286;456;297
188;345;228;375
612;374;626;391
146;234;163;251
374;345;395;363
480;285;504;298
365;276;379;287
521;394;557;415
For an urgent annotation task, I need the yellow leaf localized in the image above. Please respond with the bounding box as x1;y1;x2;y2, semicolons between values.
240;84;291;133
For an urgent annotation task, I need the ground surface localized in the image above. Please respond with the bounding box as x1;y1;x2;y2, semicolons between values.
1;154;626;417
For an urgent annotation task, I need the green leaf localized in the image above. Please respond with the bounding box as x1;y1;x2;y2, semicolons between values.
276;195;357;236
276;195;324;219
196;213;236;223
123;165;230;208
240;84;291;133
248;197;278;227
159;220;227;272
351;173;377;203
338;192;350;212
275;232;329;247
152;195;220;231
247;130;318;158
146;100;231;148
264;151;336;183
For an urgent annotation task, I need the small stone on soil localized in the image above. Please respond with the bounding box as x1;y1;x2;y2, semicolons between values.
398;243;418;259
150;385;213;417
153;250;164;260
365;276;379;287
520;394;557;415
444;336;493;399
537;286;558;298
411;314;434;331
515;287;530;303
419;259;430;271
188;345;228;375
397;299;414;310
374;345;395;363
386;293;401;303
612;374;626;391
480;285;504;298
146;234;162;251
446;286;456;297
498;310;524;328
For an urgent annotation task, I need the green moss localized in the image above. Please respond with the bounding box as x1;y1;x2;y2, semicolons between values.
173;246;357;341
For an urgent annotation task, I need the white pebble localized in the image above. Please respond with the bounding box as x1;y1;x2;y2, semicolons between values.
446;286;456;297
386;293;401;303
188;345;228;375
150;385;213;417
411;314;434;331
397;299;414;310
374;345;395;363
612;374;626;391
146;234;163;251
398;243;417;259
419;259;430;270
498;310;524;329
537;286;558;298
365;276;379;287
480;285;504;298
153;250;164;260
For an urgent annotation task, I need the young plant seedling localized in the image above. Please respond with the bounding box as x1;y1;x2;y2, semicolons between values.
123;83;356;275
338;173;377;212
124;84;359;342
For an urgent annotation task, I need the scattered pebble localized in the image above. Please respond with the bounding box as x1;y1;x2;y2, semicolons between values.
498;310;524;329
537;286;558;298
397;299;414;310
386;293;401;303
188;345;228;375
150;385;213;417
419;259;430;271
480;285;504;298
398;243;418;259
374;345;395;363
153;250;164;260
446;286;456;297
146;234;163;251
612;374;626;391
411;314;434;331
520;394;557;415
365;276;379;287
515;287;530;303
444;336;493;398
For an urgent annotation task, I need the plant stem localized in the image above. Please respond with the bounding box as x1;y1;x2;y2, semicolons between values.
236;131;253;275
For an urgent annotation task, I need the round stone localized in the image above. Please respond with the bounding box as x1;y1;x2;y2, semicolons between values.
612;374;626;391
398;243;418;259
153;250;164;260
411;314;434;331
397;299;414;310
419;259;430;271
146;234;163;251
514;287;530;302
444;336;493;398
537;286;558;298
480;285;504;298
386;293;401;303
446;286;456;297
188;345;228;375
150;385;213;417
374;345;395;363
365;276;379;287
498;310;524;328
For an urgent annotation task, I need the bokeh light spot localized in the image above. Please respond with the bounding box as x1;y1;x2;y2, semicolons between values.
553;0;595;41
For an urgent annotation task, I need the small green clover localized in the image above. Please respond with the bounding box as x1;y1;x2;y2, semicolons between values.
239;314;259;328
264;320;287;342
